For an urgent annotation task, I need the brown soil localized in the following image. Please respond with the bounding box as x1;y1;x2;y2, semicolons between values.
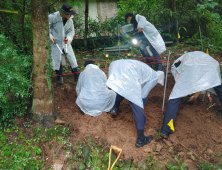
53;67;222;164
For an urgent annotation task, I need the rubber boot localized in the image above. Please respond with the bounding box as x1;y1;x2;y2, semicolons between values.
109;94;124;117
55;65;63;84
56;76;63;84
155;63;163;71
160;126;170;139
135;130;153;148
71;67;80;80
110;105;120;117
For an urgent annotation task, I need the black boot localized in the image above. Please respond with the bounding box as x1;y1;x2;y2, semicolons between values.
109;94;124;117
71;67;80;80
55;65;63;84
160;127;170;139
110;106;120;117
57;76;63;84
136;130;153;148
156;63;163;71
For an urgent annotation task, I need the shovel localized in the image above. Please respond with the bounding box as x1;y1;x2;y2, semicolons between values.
51;38;67;66
55;43;67;66
107;145;123;170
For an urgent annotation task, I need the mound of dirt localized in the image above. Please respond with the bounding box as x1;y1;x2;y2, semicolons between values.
53;71;222;163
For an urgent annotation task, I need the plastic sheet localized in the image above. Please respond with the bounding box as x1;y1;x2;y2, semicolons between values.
107;59;160;108
76;64;116;117
169;51;221;99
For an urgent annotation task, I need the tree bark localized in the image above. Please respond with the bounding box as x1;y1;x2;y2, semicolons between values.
31;0;54;127
84;0;89;50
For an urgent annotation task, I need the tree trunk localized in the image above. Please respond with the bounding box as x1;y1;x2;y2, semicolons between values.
31;0;54;127
22;0;26;47
171;0;179;44
84;0;89;50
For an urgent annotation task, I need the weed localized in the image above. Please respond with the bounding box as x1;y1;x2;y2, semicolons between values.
200;162;220;170
156;131;161;139
0;124;44;169
215;151;221;157
166;156;187;170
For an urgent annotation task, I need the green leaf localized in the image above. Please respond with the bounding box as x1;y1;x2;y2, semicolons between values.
25;151;31;157
5;151;11;156
36;148;42;155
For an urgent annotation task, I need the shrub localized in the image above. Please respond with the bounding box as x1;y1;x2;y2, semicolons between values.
0;34;33;122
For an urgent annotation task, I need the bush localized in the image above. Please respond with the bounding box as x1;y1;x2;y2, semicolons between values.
0;34;33;122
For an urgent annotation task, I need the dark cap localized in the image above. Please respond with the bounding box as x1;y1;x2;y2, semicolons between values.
60;3;76;15
84;60;95;67
125;13;134;22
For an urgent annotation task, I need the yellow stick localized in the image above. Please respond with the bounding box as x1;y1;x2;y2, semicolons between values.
0;9;18;14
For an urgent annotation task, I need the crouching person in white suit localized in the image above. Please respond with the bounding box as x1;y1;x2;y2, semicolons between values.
76;60;116;117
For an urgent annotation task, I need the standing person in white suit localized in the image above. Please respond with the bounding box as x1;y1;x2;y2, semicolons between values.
49;3;79;84
121;13;166;71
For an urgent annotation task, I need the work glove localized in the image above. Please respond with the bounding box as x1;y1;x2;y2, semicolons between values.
64;37;72;45
50;34;56;44
142;98;146;105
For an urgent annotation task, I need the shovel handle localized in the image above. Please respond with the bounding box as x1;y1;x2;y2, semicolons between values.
111;145;123;152
55;44;63;54
108;145;123;170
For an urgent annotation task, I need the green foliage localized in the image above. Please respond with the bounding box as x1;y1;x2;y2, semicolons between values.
166;156;187;170
73;12;125;49
0;124;44;169
0;0;33;55
146;156;154;169
185;1;222;53
200;162;221;170
0;34;32;122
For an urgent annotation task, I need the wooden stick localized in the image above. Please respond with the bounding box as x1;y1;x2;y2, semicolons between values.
179;142;199;158
207;103;216;110
82;136;100;158
169;139;206;161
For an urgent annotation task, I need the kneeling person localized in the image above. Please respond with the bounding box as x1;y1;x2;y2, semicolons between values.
76;60;116;117
106;59;164;148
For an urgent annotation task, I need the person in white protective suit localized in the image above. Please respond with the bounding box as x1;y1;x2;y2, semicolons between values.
160;51;222;138
76;60;116;117
121;13;166;71
106;59;165;148
49;3;79;84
